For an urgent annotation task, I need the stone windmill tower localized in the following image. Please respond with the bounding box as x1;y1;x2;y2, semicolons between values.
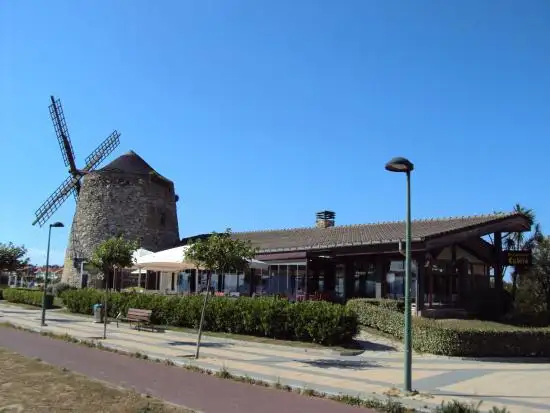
62;151;180;285
32;96;180;286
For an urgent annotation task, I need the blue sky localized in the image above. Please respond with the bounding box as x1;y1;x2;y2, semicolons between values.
1;1;549;265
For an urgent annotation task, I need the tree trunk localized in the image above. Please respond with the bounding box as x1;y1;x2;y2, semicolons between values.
195;272;211;359
103;267;111;340
103;286;108;339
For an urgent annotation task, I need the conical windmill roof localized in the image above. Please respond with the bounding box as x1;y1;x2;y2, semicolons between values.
98;150;172;182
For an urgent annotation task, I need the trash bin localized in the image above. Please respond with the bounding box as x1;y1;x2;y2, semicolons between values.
93;303;103;323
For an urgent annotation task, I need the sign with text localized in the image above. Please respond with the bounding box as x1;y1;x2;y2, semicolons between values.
502;250;532;267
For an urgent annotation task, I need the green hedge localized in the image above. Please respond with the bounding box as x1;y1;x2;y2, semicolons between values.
62;289;359;346
3;288;54;309
358;298;405;312
347;298;550;357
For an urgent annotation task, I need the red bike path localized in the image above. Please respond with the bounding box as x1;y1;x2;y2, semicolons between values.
0;327;374;413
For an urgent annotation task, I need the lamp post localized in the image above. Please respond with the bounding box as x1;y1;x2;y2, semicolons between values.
385;156;414;392
41;221;64;327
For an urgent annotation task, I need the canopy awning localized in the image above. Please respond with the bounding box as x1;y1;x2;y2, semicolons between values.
132;248;154;264
248;258;269;270
135;246;197;271
134;245;269;272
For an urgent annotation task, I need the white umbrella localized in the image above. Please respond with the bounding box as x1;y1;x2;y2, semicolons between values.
133;248;154;261
136;245;269;273
136;245;199;271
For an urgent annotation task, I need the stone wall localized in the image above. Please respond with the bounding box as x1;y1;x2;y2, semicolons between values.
62;171;179;286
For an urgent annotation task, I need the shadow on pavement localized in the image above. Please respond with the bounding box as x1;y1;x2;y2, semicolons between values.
1;310;31;315
354;339;397;352
45;318;86;323
299;359;383;370
168;340;229;348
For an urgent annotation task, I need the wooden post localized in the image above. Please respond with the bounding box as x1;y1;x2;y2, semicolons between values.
428;267;433;308
494;232;503;291
415;255;425;314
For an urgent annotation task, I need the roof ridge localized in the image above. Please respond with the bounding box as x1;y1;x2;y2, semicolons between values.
234;211;516;235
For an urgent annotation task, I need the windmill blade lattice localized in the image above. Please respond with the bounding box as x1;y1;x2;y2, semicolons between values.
49;97;76;170
32;95;121;227
32;175;80;227
84;130;121;171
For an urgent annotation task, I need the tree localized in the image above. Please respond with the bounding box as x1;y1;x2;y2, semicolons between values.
0;242;29;272
488;204;541;298
185;228;257;359
90;235;138;339
518;236;550;317
503;204;544;300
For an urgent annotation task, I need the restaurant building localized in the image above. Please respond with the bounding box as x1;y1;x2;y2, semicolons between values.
178;210;530;314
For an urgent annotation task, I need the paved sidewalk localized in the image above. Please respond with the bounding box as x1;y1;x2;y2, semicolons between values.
0;326;369;413
2;302;550;413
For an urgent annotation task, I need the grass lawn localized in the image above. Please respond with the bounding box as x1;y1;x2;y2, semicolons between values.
0;347;194;413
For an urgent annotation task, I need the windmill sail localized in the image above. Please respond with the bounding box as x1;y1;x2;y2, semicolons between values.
32;95;121;227
32;175;80;227
49;96;77;172
84;131;121;171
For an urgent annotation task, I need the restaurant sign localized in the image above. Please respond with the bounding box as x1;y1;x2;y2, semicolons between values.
502;250;532;267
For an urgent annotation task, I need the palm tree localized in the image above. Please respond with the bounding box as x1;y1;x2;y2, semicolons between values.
506;204;543;299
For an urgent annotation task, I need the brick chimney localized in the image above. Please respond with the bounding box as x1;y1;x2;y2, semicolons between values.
315;210;335;228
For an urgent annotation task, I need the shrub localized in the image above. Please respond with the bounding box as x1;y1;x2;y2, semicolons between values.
51;282;76;298
462;288;514;321
62;289;359;345
347;298;550;357
359;298;405;312
502;310;550;327
434;400;509;413
3;288;54;309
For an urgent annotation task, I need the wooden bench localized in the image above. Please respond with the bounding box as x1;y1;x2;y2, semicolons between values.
118;308;154;332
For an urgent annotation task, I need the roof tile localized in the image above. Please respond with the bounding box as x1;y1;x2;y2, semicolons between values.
233;212;521;252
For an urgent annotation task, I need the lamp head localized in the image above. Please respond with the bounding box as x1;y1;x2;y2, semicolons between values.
385;157;414;173
51;222;64;228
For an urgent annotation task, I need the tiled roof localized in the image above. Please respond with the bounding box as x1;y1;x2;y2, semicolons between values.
233;212;525;253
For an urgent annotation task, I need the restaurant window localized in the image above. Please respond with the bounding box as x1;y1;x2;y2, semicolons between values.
277;265;288;295
288;265;297;296
296;265;306;295
353;260;376;298
256;268;270;295
385;259;418;300
224;271;239;293
335;264;345;299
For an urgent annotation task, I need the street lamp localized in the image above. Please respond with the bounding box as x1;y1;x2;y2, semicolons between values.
41;221;64;327
385;156;414;392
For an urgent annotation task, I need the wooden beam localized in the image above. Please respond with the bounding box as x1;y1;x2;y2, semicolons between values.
425;216;531;250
